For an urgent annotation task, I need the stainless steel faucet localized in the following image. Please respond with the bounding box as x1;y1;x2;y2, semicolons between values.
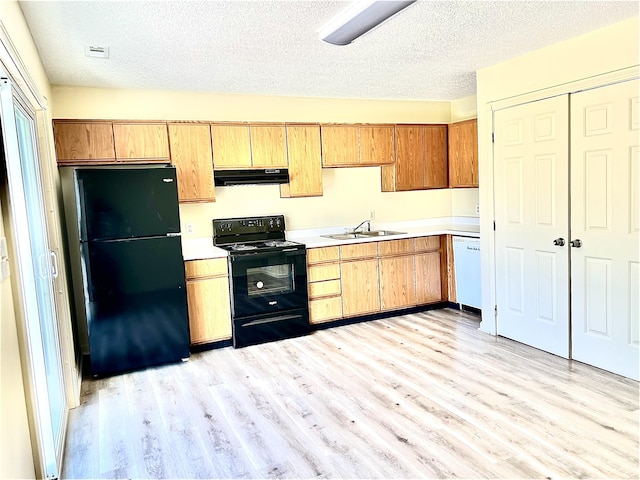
353;219;371;233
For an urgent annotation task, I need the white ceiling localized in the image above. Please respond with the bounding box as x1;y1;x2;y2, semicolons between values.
18;0;639;101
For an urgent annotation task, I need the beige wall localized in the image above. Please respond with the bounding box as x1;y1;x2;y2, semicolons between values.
52;86;466;237
0;1;62;478
476;16;639;334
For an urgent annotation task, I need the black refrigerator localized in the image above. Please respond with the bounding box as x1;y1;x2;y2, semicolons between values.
73;166;190;376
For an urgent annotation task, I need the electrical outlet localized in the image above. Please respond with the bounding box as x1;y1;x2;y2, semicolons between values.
475;204;480;215
369;209;376;220
185;223;194;235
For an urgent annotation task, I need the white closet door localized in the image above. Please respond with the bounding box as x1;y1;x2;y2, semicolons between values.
494;95;570;358
570;79;639;380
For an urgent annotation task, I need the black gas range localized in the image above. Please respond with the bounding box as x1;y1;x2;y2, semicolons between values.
213;215;309;348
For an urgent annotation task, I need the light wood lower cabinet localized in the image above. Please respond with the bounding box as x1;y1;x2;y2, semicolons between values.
341;259;380;317
379;255;416;311
307;235;445;326
415;252;442;304
306;246;342;324
185;258;232;345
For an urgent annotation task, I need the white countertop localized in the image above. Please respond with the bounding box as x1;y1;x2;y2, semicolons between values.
181;217;480;261
181;237;228;261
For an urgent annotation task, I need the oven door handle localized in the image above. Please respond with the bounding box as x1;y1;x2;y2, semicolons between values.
231;249;304;261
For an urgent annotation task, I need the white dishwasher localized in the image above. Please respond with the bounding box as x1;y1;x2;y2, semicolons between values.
453;236;481;309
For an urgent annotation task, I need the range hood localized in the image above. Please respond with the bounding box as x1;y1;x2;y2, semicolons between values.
214;168;289;186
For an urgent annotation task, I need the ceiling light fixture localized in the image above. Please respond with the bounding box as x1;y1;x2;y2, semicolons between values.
319;0;416;46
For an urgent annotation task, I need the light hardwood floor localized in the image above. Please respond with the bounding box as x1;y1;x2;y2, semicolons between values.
62;309;639;479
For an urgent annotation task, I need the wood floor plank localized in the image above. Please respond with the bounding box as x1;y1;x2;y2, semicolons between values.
61;309;639;479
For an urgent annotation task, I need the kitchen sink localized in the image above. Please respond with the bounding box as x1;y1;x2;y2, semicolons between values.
362;230;406;237
322;230;407;240
322;233;371;240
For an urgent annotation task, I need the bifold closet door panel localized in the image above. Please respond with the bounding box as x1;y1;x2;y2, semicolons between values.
570;79;639;381
493;95;570;358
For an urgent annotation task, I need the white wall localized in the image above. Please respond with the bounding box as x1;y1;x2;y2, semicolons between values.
476;16;639;334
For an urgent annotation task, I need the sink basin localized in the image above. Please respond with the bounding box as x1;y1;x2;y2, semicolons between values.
321;230;406;240
322;233;371;240
361;230;407;237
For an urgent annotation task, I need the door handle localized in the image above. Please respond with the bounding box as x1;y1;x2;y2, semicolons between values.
50;251;59;279
553;238;565;246
570;239;583;248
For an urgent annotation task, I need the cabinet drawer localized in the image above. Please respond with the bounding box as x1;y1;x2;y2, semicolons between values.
185;258;228;279
415;236;441;252
308;263;340;282
307;246;340;264
378;238;415;256
309;297;343;324
308;279;341;299
340;242;377;260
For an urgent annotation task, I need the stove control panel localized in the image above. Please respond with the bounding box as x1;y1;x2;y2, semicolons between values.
213;215;286;244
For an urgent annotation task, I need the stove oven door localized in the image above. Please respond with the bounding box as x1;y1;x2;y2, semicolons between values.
229;248;308;319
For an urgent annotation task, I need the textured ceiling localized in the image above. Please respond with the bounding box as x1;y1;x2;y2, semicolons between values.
18;0;639;101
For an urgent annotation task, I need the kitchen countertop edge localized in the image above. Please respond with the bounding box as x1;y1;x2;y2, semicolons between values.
181;224;479;261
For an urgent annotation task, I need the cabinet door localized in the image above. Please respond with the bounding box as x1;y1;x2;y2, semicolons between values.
168;123;215;203
395;126;424;190
416;252;443;304
250;124;288;168
341;259;380;317
211;124;252;169
53;121;115;164
448;119;478;187
379;255;416;311
281;124;323;198
113;123;170;161
186;276;232;344
360;125;394;165
424;125;448;188
321;125;359;166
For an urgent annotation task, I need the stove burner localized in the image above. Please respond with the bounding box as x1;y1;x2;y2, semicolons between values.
264;240;299;248
231;244;258;251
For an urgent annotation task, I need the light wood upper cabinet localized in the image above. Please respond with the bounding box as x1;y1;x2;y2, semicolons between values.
359;125;395;165
341;259;380;317
382;124;448;192
53;121;116;164
393;125;424;191
113;123;170;162
168;123;215;203
185;258;232;345
424;125;448;188
211;124;252;169
250;124;288;168
448;118;478;188
281;124;323;198
321;125;359;167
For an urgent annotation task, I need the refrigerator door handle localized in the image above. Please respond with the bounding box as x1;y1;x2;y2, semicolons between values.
50;251;59;279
